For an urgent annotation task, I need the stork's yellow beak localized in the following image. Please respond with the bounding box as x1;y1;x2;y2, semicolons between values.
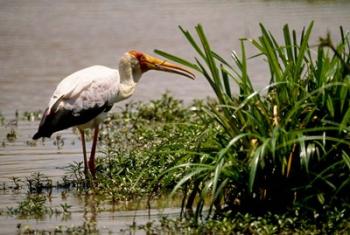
128;50;195;80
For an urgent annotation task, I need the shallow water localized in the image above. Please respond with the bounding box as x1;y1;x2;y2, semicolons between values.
1;0;350;234
1;0;350;114
0;119;183;234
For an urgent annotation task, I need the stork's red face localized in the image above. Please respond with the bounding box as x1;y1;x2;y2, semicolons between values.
128;50;195;80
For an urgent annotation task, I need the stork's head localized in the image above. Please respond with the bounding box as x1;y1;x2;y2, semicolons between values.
126;50;195;80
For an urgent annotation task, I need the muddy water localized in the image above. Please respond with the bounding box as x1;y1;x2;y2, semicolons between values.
1;0;350;234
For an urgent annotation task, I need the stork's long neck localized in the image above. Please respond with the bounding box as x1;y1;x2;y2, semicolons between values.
118;55;142;100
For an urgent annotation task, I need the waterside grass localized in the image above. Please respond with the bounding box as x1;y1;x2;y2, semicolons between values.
155;22;350;220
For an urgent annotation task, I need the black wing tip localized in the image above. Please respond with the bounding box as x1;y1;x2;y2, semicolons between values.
32;132;41;140
32;132;50;140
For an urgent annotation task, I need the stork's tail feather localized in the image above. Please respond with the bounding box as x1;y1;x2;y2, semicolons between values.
33;104;111;140
32;131;51;140
32;108;53;140
32;132;41;140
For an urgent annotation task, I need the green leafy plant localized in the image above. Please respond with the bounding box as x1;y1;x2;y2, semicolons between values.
7;194;50;218
89;93;212;202
155;22;350;217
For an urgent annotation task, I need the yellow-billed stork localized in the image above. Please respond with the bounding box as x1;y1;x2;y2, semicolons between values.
33;50;195;178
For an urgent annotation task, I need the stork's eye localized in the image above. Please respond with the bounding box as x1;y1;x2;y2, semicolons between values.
140;55;146;63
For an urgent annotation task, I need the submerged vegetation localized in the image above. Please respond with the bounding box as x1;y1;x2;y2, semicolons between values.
2;22;350;233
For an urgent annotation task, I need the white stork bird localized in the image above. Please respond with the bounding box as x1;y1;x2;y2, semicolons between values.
33;50;195;178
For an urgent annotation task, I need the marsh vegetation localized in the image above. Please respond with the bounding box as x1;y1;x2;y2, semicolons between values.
153;22;350;232
1;23;350;234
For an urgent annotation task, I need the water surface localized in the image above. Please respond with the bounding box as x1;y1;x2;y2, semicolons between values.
1;0;350;114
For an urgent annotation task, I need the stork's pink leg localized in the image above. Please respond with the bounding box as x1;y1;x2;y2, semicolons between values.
79;129;89;177
89;126;99;178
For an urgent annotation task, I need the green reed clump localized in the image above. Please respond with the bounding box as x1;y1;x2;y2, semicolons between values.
156;22;350;217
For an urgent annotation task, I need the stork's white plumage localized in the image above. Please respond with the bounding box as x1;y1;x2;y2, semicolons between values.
33;50;195;178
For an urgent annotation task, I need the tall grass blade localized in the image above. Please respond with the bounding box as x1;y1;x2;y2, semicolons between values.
154;49;200;72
